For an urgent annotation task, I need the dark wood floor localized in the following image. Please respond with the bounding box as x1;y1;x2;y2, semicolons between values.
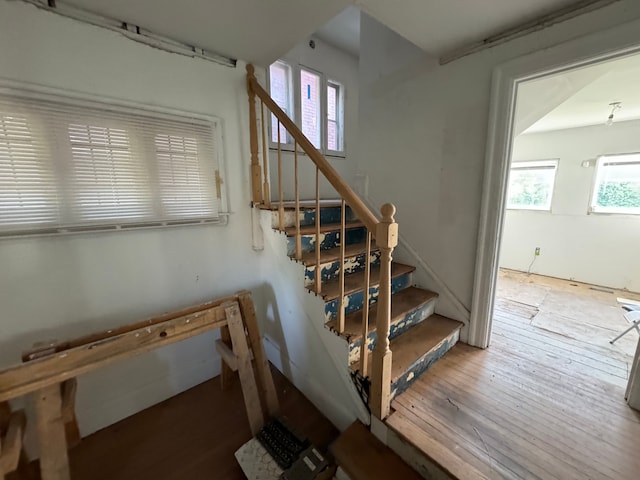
388;303;640;480
11;366;338;480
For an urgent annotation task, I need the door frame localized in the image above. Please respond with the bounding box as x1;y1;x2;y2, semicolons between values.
468;19;640;348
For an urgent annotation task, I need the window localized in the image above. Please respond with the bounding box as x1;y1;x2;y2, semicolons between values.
591;154;640;214
506;160;558;211
326;81;344;153
0;91;221;236
268;60;345;156
269;61;293;144
300;68;321;148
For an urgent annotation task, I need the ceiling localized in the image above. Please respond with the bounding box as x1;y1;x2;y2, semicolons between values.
355;0;588;57
522;53;640;133
314;6;361;58
58;0;351;65
57;0;603;65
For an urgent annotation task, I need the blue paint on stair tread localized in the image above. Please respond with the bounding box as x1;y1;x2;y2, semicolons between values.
350;315;462;395
391;331;459;400
287;227;367;255
346;296;437;364
324;273;411;320
305;251;381;284
299;206;356;226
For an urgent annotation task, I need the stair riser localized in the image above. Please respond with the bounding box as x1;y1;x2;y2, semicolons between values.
304;251;382;287
272;206;356;229
323;273;412;321
390;329;460;400
287;227;367;255
347;299;437;365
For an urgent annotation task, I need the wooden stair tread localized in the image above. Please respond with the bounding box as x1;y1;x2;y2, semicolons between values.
388;315;463;382
326;287;438;341
386;411;492;480
284;220;365;236
310;262;416;301
297;240;379;266
331;420;422;480
355;315;463;381
257;199;343;211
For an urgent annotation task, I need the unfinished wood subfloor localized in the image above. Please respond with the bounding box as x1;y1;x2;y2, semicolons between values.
10;366;337;480
496;268;638;384
388;301;640;480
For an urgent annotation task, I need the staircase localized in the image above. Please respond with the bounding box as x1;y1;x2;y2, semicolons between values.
246;64;463;425
259;199;463;411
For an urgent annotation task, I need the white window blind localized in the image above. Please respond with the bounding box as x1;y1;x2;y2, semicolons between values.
0;91;221;236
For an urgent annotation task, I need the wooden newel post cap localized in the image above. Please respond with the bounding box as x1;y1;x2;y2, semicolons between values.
377;203;398;249
380;203;396;223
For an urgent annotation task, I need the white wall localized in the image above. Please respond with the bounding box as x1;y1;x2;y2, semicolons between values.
0;2;368;449
267;37;359;200
356;2;640;330
500;121;640;292
0;0;261;439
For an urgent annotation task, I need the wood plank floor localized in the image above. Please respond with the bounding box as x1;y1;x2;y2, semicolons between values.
388;278;640;480
10;366;338;480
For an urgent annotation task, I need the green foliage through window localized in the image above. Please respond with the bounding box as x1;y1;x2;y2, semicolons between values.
592;155;640;214
596;181;640;208
507;161;557;210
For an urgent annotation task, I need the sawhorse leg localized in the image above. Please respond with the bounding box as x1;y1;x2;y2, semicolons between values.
34;384;70;480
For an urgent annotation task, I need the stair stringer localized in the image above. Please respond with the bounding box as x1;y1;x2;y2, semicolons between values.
257;209;370;430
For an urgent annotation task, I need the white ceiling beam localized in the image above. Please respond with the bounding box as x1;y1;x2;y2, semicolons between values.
439;0;619;65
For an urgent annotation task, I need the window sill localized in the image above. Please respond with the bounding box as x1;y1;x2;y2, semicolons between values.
588;209;640;216
506;207;552;212
268;147;346;159
0;215;230;240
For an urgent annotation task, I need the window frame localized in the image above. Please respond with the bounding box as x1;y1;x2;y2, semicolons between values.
267;59;346;158
0;81;228;238
590;153;640;216
267;60;295;147
298;65;323;151
506;159;559;212
325;79;345;156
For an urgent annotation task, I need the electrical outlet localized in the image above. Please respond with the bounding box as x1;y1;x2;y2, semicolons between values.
535;247;541;256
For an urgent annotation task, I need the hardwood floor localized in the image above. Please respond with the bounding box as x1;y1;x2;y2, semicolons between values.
388;282;640;480
10;366;338;480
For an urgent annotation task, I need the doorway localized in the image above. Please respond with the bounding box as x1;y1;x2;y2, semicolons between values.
469;23;640;397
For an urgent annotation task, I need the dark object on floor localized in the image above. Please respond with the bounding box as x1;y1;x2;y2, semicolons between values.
257;417;310;470
281;446;329;480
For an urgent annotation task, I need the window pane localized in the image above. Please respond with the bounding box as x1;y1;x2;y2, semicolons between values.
328;85;337;121
269;61;290;143
328;120;338;152
593;155;640;213
155;134;215;218
507;161;557;210
327;82;343;152
300;69;321;148
0;113;59;228
68;123;152;222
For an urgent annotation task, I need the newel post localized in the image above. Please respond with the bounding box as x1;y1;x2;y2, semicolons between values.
370;203;398;419
246;64;263;204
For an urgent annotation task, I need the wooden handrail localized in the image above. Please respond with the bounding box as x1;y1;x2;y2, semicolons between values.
246;65;378;233
246;64;397;421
